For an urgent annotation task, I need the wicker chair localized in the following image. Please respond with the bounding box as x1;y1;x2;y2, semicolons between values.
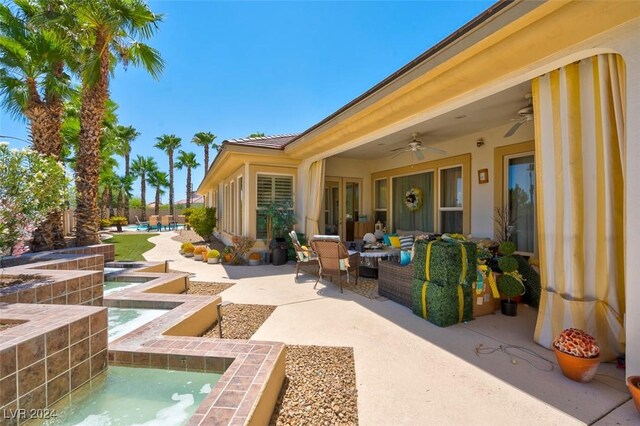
310;236;360;293
289;231;319;281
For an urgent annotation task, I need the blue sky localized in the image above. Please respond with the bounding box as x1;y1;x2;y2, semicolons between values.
0;0;494;201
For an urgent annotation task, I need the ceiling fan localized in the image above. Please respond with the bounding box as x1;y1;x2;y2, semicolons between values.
504;93;533;137
390;133;446;160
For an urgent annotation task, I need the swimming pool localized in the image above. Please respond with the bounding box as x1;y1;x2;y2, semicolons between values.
108;307;169;342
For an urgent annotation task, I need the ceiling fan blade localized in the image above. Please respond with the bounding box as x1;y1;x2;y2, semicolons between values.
504;120;524;137
415;149;425;160
390;146;406;152
391;150;406;159
421;145;447;155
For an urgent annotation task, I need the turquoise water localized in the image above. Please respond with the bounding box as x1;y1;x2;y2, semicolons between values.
103;280;142;295
108;308;168;342
124;224;185;231
42;366;221;426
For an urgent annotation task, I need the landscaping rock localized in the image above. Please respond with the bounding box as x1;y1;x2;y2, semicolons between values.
185;281;234;296
201;303;276;340
270;345;359;426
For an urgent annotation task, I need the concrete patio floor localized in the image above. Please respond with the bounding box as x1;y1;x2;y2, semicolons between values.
143;232;636;425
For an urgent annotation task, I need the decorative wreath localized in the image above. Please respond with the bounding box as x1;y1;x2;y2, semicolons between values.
404;188;422;211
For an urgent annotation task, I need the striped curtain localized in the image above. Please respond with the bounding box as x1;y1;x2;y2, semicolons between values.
305;160;325;237
532;54;626;361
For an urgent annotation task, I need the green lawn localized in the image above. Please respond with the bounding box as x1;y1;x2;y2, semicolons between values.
109;233;159;261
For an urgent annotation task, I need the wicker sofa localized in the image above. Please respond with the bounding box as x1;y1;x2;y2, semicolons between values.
378;260;413;307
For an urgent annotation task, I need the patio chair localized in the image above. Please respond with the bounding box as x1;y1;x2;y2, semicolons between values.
310;235;360;293
289;230;319;281
147;216;160;231
135;216;148;231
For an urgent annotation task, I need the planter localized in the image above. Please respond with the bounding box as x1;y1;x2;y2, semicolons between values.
208;257;220;264
553;347;600;383
627;376;640;413
249;259;260;266
179;250;184;255
500;299;518;316
184;252;194;258
194;254;203;261
270;237;288;265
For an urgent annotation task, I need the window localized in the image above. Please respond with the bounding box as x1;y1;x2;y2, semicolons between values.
256;174;294;239
392;172;434;232
223;184;229;232
374;179;388;227
439;166;462;233
505;154;535;253
230;181;235;234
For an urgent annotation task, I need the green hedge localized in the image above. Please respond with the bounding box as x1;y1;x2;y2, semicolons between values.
413;239;477;285
411;278;473;327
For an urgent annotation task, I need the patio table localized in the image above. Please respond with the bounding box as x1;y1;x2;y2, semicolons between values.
358;247;400;278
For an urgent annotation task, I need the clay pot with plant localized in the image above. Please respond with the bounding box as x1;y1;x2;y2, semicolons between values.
496;241;525;316
553;328;601;383
179;242;191;255
248;252;261;266
182;243;195;257
222;246;233;263
627;375;640;413
207;250;221;264
193;246;206;261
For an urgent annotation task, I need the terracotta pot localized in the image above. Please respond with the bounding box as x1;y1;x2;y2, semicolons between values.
627;376;640;413
224;254;232;263
553;347;600;383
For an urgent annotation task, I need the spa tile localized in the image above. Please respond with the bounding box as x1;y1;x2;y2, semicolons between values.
47;372;69;405
18;360;45;395
0;373;17;403
47;348;69;379
46;326;69;354
69;319;89;345
17;336;45;369
213;390;244;409
70;360;90;390
18;384;46;413
70;338;89;367
0;347;17;379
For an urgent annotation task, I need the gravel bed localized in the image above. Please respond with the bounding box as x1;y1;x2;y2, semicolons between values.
270;345;359;426
201;304;276;340
0;323;18;332
171;230;226;252
185;281;235;296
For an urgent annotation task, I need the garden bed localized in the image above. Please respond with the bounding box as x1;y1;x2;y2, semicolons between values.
0;322;19;332
270;345;358;425
184;281;235;296
201;303;276;339
0;274;42;289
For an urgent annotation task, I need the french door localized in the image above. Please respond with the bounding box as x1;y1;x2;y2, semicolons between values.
322;177;361;241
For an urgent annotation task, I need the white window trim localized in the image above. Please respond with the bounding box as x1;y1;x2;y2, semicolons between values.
503;151;536;256
437;164;464;233
389;169;436;233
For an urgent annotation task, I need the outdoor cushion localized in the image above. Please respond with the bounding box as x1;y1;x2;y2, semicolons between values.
389;236;402;248
383;233;397;245
399;235;414;250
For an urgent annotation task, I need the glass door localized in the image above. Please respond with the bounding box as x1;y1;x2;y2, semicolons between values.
321;178;361;240
323;180;340;236
504;153;536;254
344;179;360;241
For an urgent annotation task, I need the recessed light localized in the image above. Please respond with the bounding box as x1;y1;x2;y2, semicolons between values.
455;115;467;119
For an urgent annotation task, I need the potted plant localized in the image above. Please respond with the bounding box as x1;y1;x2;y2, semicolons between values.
222;246;233;263
183;243;195;257
207;249;221;264
263;201;296;265
627;376;640;413
193;245;206;261
496;241;525;316
110;216;128;232
230;236;255;265
248;252;261;266
179;242;192;255
553;328;601;383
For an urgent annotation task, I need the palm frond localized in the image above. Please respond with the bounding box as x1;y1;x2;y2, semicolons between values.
128;41;163;80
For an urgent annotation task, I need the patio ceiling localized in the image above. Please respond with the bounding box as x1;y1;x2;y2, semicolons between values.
334;80;532;160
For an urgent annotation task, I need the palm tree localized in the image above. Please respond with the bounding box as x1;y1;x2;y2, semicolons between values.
131;155;157;221
248;132;265;138
175;151;200;209
115;175;134;217
0;2;72;250
115;125;140;220
73;0;163;246
147;170;169;216
191;131;216;171
154;134;181;217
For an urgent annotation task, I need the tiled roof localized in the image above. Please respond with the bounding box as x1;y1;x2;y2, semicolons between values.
224;134;298;150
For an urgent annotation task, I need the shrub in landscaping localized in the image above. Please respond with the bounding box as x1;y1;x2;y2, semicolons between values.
193;246;207;255
188;207;217;241
181;242;193;251
182;243;195;254
498;241;516;256
497;256;518;273
249;252;261;260
497;274;524;298
208;249;220;259
100;219;111;230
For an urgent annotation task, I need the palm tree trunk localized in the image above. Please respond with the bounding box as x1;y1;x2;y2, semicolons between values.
76;33;109;247
169;152;175;217
140;173;147;221
186;167;192;208
204;145;209;172
108;187;115;218
124;151;130;220
117;191;124;217
155;187;160;216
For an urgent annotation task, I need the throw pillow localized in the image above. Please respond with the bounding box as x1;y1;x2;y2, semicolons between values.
388;236;402;248
399;235;414;250
400;250;412;266
383;233;397;246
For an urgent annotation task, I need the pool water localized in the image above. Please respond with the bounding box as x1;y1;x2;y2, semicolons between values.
104;280;142;296
108;308;168;342
42;366;221;426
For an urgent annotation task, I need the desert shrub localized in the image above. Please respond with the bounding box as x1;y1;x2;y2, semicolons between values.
99;219;111;229
110;216;128;225
208;249;220;258
193;246;207;255
249;252;261;260
183;243;195;254
188;207;216;241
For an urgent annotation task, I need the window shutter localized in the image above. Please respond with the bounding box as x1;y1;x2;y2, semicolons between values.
274;176;293;205
257;176;273;208
257;175;293;207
